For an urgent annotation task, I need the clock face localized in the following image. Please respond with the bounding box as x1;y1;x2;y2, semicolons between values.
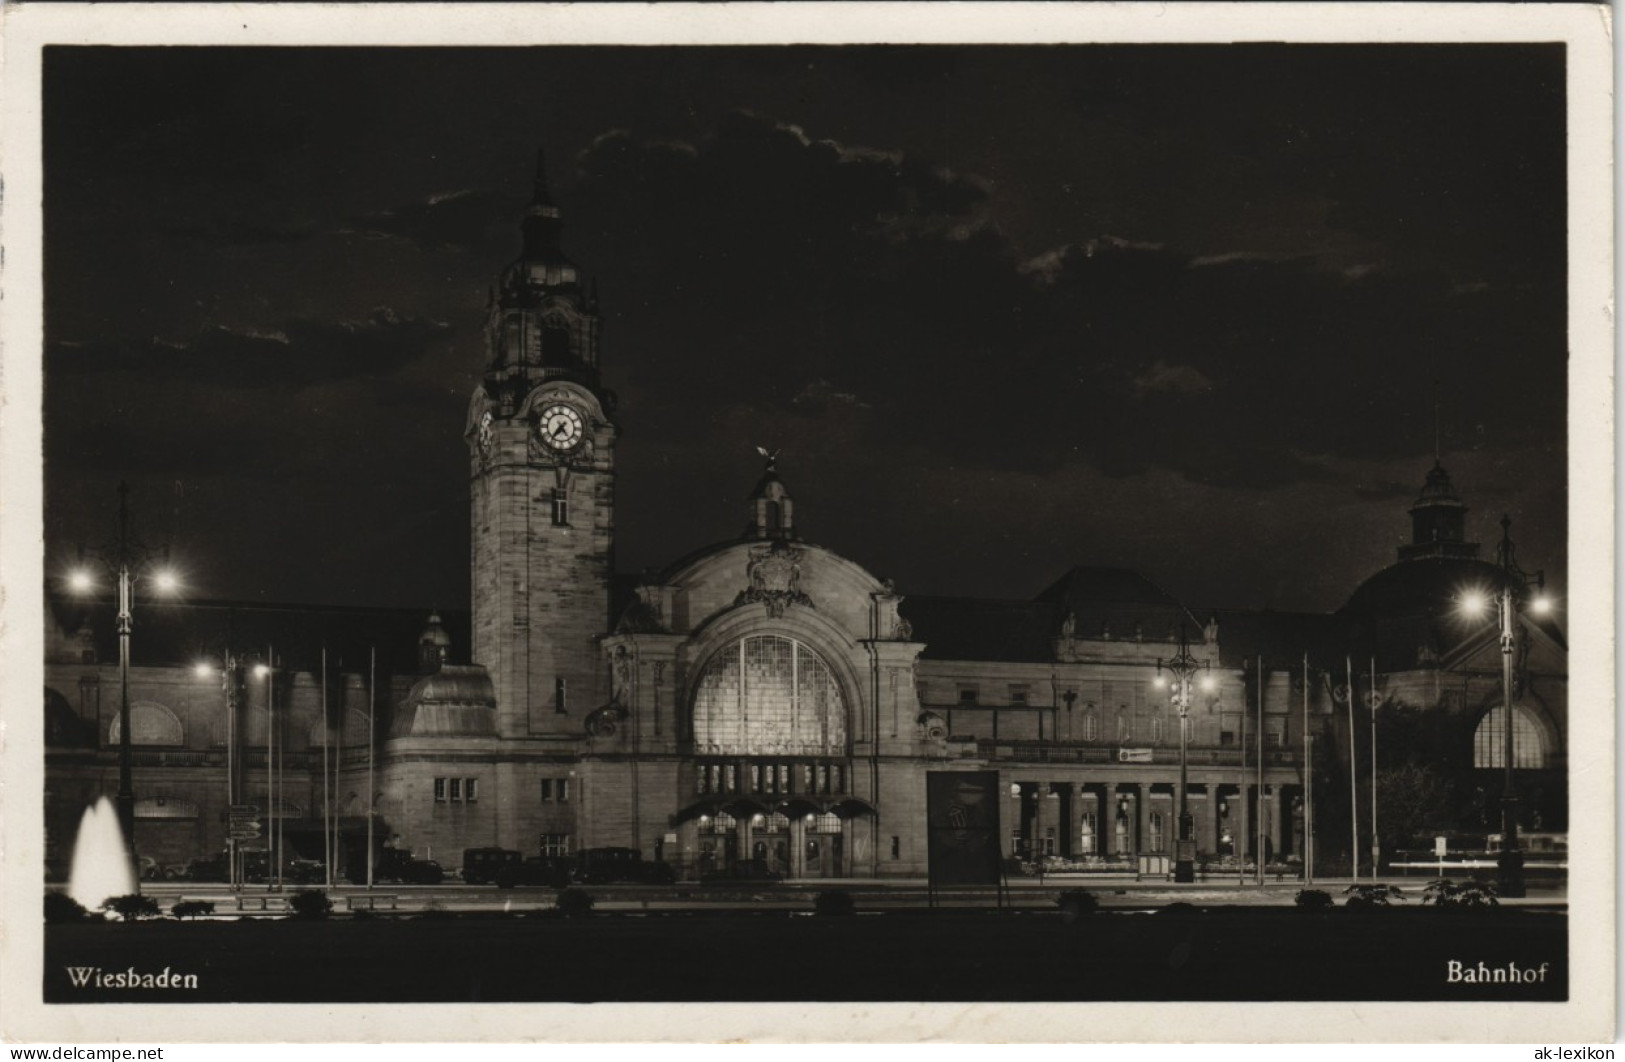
538;403;585;452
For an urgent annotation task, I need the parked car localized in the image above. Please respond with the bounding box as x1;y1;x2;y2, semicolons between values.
463;847;523;885
575;847;677;885
496;856;573;889
185;854;228;882
700;858;784;885
375;849;445;885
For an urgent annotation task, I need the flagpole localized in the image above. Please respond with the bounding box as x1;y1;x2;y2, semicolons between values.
367;646;376;891
1370;656;1379;882
1347;654;1358;881
1256;655;1264;886
322;648;331;890
1303;652;1313;886
266;642;275;891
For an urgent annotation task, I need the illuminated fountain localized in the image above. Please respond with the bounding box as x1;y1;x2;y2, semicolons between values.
67;797;135;911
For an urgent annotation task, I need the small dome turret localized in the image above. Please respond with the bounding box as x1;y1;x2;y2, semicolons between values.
746;447;795;539
418;612;452;674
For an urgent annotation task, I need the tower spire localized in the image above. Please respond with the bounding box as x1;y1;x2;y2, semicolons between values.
1433;379;1441;466
532;146;553;206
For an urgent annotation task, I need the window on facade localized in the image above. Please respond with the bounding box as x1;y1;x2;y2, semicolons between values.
434;778;446;803
891;836;901;859
449;778;462;802
1473;706;1546;768
1009;687;1029;706
540;834;571;857
543;321;573;364
558;779;570;802
1082;712;1099;742
1149;811;1165;853
1267;730;1282;747
958;687;978;705
1117;713;1132;743
692;635;847;755
551;488;569;527
1079;811;1096;855
541;779;553;801
1149;714;1164;744
1220;730;1235;746
465;779;478;803
814;813;841;834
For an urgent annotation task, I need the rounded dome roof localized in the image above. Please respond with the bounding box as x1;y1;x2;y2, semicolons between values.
1341;555;1514;620
419;612;453;648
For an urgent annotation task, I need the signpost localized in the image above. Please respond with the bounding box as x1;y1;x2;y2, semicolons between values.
1435;835;1448;877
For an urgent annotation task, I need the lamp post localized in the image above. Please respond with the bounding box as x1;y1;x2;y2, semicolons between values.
1156;627;1214;884
68;482;178;879
1461;516;1551;900
195;646;251;890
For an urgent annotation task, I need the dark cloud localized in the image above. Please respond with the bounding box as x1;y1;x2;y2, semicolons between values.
345;188;508;252
47;310;453;390
569;120;1563;491
39;46;1568;612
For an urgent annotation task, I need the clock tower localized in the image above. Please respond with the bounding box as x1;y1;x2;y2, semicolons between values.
467;152;615;741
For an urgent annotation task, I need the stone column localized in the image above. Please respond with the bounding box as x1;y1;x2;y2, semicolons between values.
1060;783;1076;858
1137;785;1151;859
1267;785;1282;862
1236;786;1251;861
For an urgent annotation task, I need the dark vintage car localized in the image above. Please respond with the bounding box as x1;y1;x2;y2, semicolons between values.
496;856;573;889
700;858;784;885
375;849;445;885
575;847;678;886
463;847;523;885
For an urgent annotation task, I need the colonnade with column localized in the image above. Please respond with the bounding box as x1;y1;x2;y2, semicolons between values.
1005;776;1301;862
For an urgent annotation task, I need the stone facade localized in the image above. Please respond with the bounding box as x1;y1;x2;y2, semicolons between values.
42;160;1567;884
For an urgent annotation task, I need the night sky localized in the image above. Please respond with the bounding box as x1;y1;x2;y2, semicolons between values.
42;44;1569;616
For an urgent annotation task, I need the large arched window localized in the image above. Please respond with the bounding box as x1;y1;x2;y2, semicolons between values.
692;635;846;755
107;702;184;747
1473;706;1547;769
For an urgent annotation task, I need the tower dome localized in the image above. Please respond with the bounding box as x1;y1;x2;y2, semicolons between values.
745;447;795;539
418;612;453;674
1399;462;1479;562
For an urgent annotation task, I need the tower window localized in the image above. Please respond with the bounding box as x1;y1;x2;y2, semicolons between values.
551;488;569;526
555;677;567;714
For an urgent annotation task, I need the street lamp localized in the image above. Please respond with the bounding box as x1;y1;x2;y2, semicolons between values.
66;482;179;878
1155;626;1214;883
1459;515;1550;900
194;647;252;890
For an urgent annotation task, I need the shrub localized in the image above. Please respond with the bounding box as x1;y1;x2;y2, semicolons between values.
1056;889;1099;921
1157;901;1200;916
171;899;216;920
104;893;163;921
288;889;333;920
1294;889;1334;910
1344;884;1405;909
813;890;857;917
45;892;91;924
1422;879;1499;910
555;888;595;917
